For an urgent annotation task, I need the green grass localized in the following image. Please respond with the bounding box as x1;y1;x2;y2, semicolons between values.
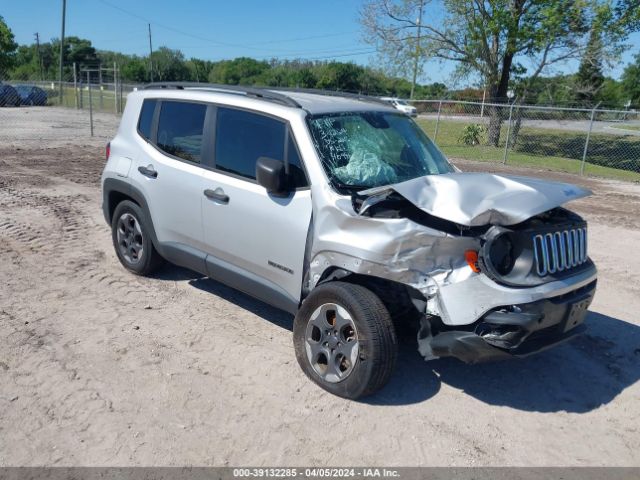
46;86;125;113
417;118;640;182
610;124;640;132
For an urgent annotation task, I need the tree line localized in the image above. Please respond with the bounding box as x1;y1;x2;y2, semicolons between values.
0;22;448;99
1;11;639;109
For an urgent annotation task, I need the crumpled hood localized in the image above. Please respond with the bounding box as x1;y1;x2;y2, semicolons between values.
374;172;592;226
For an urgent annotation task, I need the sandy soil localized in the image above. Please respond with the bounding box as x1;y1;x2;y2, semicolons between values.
0;108;639;466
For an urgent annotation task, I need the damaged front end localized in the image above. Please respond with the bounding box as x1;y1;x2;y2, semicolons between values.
417;279;596;363
307;172;598;364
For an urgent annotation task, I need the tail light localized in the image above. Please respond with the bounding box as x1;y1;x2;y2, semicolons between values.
106;142;111;161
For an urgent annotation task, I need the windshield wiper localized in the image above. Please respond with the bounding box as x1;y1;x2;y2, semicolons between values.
331;180;370;193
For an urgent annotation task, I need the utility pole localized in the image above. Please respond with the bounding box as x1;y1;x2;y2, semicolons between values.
58;0;66;105
410;0;424;100
35;33;44;81
148;23;154;82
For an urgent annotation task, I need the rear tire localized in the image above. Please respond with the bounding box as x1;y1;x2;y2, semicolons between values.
293;281;397;399
111;200;164;276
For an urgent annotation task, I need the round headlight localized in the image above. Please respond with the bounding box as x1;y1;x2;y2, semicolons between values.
489;232;516;275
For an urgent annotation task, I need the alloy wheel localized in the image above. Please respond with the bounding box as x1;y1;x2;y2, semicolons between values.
304;303;359;383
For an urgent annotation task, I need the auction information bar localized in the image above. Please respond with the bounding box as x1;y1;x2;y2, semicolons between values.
1;468;639;480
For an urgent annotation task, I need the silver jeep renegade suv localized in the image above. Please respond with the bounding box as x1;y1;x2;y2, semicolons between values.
101;83;597;399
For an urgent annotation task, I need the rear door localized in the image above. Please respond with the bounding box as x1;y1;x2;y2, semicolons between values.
133;99;210;252
200;106;312;305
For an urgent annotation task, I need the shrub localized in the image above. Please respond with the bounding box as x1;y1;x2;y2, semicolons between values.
459;124;485;145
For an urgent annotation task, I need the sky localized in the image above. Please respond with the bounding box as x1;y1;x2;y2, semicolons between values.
2;0;639;86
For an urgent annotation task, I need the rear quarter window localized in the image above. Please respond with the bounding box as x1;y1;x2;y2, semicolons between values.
137;99;156;141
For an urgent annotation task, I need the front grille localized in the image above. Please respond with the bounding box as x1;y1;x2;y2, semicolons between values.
533;227;588;276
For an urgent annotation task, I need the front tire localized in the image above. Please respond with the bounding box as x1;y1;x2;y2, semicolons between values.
293;282;397;399
111;200;163;276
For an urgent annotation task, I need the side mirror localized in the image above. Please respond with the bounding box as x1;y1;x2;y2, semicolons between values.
256;157;289;196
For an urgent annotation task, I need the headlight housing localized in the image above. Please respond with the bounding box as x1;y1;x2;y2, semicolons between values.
488;231;516;275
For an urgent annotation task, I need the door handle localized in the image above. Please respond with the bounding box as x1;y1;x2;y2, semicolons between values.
138;165;157;179
204;188;230;204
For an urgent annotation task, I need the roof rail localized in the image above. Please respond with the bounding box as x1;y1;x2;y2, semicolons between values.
270;87;392;107
141;82;302;108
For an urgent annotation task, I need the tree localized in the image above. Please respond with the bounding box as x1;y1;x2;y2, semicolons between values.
150;47;190;81
315;62;366;91
597;77;624;106
575;29;605;105
120;58;148;83
361;0;429;98
361;0;637;146
10;45;38;80
65;37;98;68
186;59;212;83
621;53;640;106
422;81;447;98
294;67;317;88
0;16;18;79
208;57;270;85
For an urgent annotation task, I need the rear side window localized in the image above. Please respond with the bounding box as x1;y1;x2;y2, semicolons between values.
138;99;156;140
157;101;207;163
215;107;285;179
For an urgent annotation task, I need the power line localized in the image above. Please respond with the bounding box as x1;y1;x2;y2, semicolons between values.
96;0;271;51
244;31;358;46
304;50;377;61
95;0;368;56
253;49;377;60
172;45;375;57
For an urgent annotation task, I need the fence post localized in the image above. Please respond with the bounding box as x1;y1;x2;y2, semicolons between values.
98;64;104;111
434;100;442;141
502;102;515;164
72;62;78;109
581;103;600;176
119;76;123;114
113;62;118;114
87;71;94;137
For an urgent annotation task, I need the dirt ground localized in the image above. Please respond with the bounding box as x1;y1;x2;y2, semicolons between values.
1;107;639;466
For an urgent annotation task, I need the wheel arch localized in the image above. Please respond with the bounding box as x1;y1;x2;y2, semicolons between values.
102;177;160;250
315;266;426;320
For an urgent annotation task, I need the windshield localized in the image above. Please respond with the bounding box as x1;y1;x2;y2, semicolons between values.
307;111;453;191
395;100;408;106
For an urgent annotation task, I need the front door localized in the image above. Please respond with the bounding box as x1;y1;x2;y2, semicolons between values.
200;106;312;305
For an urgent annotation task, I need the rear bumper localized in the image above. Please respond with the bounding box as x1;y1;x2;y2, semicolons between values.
423;280;597;363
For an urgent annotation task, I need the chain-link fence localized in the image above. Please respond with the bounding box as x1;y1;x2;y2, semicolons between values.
414;100;640;181
0;66;137;144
